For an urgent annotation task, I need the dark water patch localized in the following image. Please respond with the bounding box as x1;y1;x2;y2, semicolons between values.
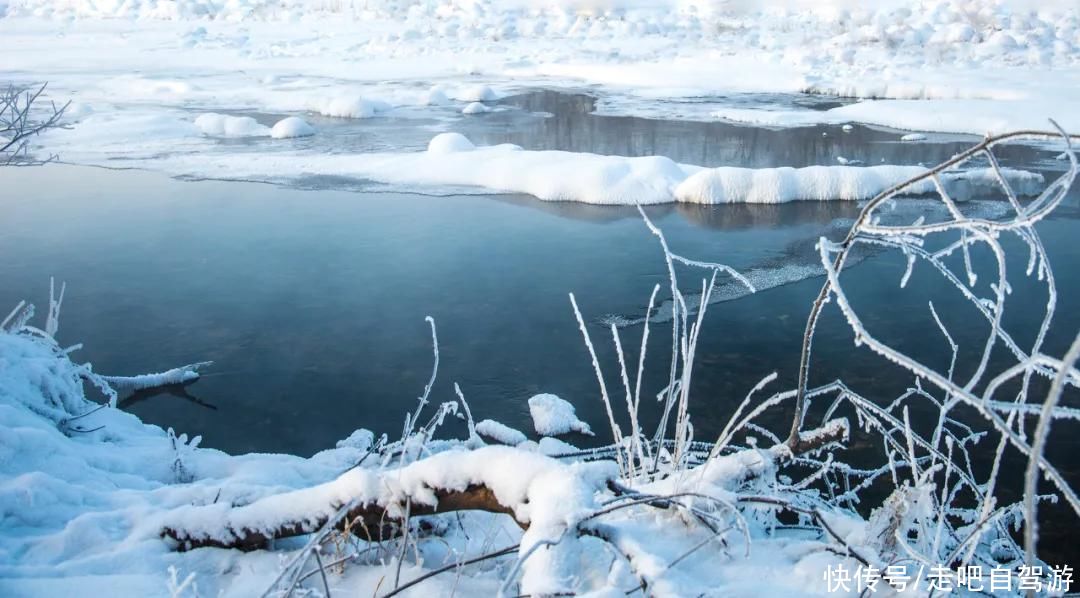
449;89;1052;171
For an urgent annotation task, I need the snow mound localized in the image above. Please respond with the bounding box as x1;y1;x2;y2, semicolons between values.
538;436;580;456
423;86;450;106
270;116;314;139
427;132;475;154
528;393;593;436
194;113;270;137
314;96;391;119
462;101;491;115
901;133;928;142
455;85;499;103
475;419;528;446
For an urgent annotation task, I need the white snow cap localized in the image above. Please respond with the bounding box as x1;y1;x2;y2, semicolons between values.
475;419;528;446
528;393;593;436
423;86;450;106
427;132;476;154
194;113;270;137
538;436;580;456
271;116;315;139
456;84;499;103
462;102;491;115
314;96;391;119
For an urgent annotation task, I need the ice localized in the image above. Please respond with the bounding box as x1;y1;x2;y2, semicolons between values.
270;116;314;139
713;97;1080;136
528;393;594;436
194;113;269;138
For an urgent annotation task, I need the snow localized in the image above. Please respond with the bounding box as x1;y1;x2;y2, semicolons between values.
538;436;580;456
427;131;475;154
270;116;314;139
711;97;1080;137
423;85;450;106
101;362;212;392
0;307;550;596
193;113;269;137
475;419;528;446
312;96;391;119
528;393;594;436
454;85;500;103
0;283;1062;596
675;163;1043;204
2;2;1078;594
462;101;492;115
0;1;1077;143
139;134;1043;205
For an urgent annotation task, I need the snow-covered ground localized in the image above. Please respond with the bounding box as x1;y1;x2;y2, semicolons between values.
2;0;1080;202
0;299;874;597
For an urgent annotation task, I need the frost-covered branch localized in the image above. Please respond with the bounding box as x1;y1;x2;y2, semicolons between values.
0;82;68;166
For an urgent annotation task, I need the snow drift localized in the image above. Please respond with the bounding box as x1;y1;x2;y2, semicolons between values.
274;133;1047;205
147;132;1046;205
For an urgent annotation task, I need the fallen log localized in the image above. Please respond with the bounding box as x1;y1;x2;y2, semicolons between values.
161;446;615;552
162;422;848;552
164;483;519;551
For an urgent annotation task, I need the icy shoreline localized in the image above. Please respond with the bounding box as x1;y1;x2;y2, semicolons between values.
3;1;1080;139
126;132;1046;205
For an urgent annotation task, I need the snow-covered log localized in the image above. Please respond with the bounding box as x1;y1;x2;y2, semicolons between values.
161;446;617;551
161;417;850;553
99;361;212;391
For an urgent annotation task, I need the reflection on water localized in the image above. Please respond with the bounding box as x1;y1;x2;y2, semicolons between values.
458;89;1047;170
674;201;859;230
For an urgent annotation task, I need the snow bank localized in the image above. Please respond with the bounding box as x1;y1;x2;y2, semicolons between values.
270;116;314;139
9;0;1077;26
38;114;1047;204
171;134;1042;205
194;113;269;137
6;0;1080;137
676;164;1044;204
528;393;593;436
